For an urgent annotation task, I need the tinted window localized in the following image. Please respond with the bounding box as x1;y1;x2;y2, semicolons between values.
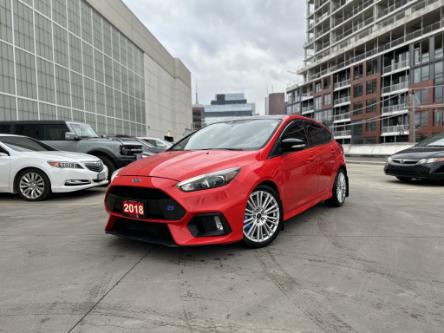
0;136;56;152
15;124;44;140
42;124;69;140
0;125;11;134
282;121;307;143
306;123;331;146
0;145;8;154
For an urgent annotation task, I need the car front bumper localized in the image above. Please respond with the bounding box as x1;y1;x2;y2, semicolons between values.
384;162;444;181
104;176;250;247
49;166;109;193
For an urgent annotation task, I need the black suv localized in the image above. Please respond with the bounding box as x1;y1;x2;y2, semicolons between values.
0;121;143;178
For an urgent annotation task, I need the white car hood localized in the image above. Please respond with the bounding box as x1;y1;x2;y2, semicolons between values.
24;151;99;162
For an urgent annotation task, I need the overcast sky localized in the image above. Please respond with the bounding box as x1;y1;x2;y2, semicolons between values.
122;0;305;114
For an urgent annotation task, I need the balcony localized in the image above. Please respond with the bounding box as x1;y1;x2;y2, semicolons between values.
301;93;314;101
383;60;410;75
333;113;351;123
381;124;410;136
302;108;315;115
334;130;352;138
382;82;408;95
382;104;409;116
334;96;351;105
334;79;351;90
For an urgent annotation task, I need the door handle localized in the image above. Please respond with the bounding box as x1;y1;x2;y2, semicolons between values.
307;155;316;162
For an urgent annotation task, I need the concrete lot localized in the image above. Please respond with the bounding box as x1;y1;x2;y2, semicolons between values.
0;164;443;333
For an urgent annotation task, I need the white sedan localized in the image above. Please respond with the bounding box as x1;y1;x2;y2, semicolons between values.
0;134;108;201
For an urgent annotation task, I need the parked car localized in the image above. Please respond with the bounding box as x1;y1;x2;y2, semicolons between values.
0;121;143;179
104;116;349;248
0;135;108;201
113;135;159;157
137;137;172;152
385;134;444;182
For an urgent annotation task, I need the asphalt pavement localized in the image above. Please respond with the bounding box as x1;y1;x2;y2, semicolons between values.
0;164;443;333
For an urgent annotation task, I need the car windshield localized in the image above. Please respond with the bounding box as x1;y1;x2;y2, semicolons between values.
68;122;99;138
417;135;444;147
171;119;281;151
1;136;56;152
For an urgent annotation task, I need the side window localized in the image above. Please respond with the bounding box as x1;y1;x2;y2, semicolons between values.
282;120;308;143
0;125;11;134
0;145;8;154
42;124;69;140
15;125;44;140
306;123;331;146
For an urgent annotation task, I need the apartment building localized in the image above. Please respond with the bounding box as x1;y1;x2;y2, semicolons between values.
287;0;444;143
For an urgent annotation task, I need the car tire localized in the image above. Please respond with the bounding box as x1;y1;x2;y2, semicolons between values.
326;169;348;207
242;185;283;248
16;169;51;201
396;176;413;183
98;156;116;181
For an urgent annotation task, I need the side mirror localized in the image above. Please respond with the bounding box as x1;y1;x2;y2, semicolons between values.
0;152;9;157
65;132;79;141
281;138;306;152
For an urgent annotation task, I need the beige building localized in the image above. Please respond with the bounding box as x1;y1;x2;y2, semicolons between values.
0;0;192;141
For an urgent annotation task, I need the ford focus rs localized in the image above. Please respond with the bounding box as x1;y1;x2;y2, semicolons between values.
104;116;349;248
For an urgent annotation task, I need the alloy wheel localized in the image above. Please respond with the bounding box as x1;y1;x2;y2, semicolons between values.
336;171;347;204
19;172;46;200
243;190;280;243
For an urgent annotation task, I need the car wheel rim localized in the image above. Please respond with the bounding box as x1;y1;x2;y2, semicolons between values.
336;172;347;203
19;172;45;200
243;191;280;243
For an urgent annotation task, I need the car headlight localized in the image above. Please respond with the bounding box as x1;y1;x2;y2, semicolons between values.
111;168;122;182
387;156;393;163
177;167;240;192
418;157;444;164
48;161;83;169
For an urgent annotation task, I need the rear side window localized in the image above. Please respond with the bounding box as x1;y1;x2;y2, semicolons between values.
306;123;332;146
42;124;69;140
15;124;44;140
0;125;11;134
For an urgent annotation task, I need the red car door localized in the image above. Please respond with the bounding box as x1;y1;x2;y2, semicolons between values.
278;120;319;213
305;122;337;195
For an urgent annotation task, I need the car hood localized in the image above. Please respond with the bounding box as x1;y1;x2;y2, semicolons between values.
24;151;100;162
119;150;259;181
393;146;444;160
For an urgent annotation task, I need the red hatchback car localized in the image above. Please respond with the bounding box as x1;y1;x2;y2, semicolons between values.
105;116;349;248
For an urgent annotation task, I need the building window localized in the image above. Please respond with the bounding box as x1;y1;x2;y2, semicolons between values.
366;59;377;75
323;94;331;106
413;65;431;83
353;64;363;80
353;84;363;98
315;82;321;93
365;121;377;132
366;80;377;94
435;86;444;103
435;34;443;59
415;112;428;128
435;62;443;84
314;96;322;110
353;102;363;115
417;89;429;105
366;99;376;113
434;109;444;126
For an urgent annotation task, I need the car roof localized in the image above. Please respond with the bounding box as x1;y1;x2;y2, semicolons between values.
0;134;25;137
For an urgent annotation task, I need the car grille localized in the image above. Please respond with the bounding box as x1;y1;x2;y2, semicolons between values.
392;159;418;165
108;218;176;246
386;165;418;177
106;186;186;221
84;161;104;172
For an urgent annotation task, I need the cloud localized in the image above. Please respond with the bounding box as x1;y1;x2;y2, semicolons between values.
123;0;305;114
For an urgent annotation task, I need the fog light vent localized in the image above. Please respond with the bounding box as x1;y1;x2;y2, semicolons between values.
188;214;231;237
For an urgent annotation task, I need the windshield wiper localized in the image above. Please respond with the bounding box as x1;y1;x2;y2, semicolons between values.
198;148;245;151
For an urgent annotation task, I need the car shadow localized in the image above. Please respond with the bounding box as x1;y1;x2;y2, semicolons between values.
385;178;444;187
